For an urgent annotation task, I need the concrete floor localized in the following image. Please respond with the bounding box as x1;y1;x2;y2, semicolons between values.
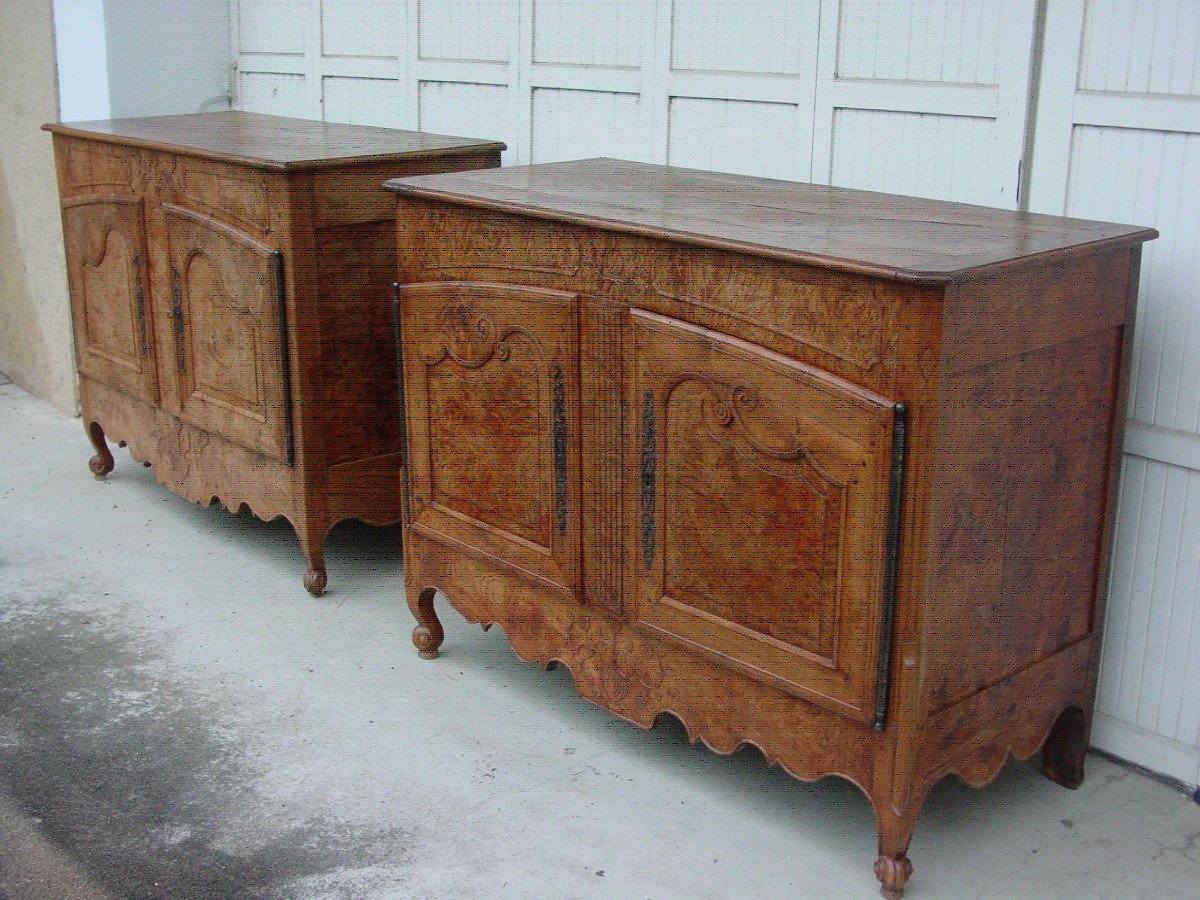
1;380;1198;900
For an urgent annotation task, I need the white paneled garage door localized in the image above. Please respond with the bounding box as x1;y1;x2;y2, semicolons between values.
231;0;1200;789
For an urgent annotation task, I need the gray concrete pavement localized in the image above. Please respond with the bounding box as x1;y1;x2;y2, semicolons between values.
1;380;1198;899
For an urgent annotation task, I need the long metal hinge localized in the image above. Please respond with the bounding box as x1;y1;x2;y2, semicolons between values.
273;250;296;469
873;402;908;731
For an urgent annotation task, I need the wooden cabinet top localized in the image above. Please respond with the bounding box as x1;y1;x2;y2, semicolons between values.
386;157;1156;284
43;111;506;173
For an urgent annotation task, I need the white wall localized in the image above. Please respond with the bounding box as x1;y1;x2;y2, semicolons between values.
104;0;232;117
53;0;232;122
52;0;111;120
230;0;1200;790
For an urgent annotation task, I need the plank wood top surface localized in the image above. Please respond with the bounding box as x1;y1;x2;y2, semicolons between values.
386;157;1156;283
44;112;507;172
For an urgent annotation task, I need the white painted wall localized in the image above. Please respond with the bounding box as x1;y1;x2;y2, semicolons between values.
53;0;232;123
52;0;111;120
230;0;1200;789
104;0;232;117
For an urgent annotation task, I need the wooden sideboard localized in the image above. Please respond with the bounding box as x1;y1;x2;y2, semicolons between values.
386;159;1156;897
44;112;504;594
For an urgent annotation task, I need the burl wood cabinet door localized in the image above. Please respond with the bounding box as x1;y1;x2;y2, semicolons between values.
400;282;581;596
629;310;904;724
162;204;291;463
62;195;158;402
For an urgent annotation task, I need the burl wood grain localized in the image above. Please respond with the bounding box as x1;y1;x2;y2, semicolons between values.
390;161;1154;899
49;114;504;594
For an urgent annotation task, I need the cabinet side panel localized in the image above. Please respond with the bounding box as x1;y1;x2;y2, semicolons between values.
922;253;1131;711
312;219;401;467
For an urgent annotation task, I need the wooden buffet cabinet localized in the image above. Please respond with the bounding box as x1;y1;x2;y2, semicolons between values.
44;112;503;594
387;159;1156;897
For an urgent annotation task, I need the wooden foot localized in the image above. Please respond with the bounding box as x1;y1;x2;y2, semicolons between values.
86;421;115;478
874;853;913;899
304;567;328;597
410;586;444;659
1038;705;1088;789
875;807;917;899
296;519;330;597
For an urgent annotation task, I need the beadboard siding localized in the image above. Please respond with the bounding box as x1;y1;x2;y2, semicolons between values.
322;76;401;128
829;109;1000;205
231;0;1200;787
667;98;800;178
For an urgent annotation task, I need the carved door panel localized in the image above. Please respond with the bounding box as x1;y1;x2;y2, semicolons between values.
629;310;905;725
162;204;291;463
400;282;581;596
62;195;158;401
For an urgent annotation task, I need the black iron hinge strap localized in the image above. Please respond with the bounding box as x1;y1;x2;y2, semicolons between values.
873;402;908;731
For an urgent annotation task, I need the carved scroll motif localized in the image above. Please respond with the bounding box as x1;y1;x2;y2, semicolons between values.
666;372;845;490
419;303;546;370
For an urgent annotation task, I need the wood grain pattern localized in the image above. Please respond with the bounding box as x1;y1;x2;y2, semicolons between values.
50;115;503;594
392;160;1155;898
386;157;1157;283
44;111;506;172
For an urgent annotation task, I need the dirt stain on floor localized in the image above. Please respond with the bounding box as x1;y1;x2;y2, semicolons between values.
0;575;413;899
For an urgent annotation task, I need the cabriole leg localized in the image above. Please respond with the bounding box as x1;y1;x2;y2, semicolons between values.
86;421;115;478
409;586;444;660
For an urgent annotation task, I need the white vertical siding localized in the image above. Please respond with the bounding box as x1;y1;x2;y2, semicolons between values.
532;0;643;68
417;0;511;62
835;0;1004;85
530;88;642;163
238;71;308;116
811;0;1036;208
667;98;800;178
237;0;305;55
322;76;400;127
670;0;808;76
231;0;1200;787
320;0;401;59
829;109;1000;204
418;81;513;146
1078;0;1200;97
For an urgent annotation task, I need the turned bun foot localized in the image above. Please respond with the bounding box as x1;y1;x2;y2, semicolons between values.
874;854;913;899
89;454;114;478
304;567;328;597
410;587;445;659
86;422;115;478
413;625;441;659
